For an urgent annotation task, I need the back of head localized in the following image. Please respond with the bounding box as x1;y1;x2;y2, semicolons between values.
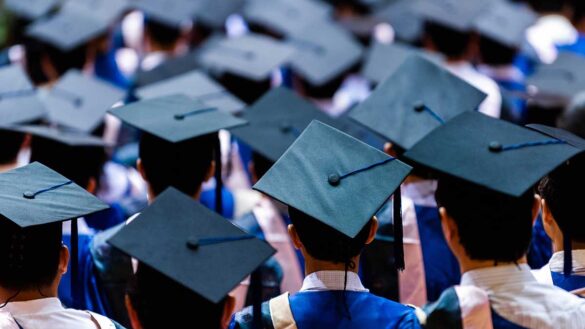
23;37;88;85
127;263;225;329
424;21;471;59
435;176;534;263
144;18;182;50
138;132;216;197
528;0;567;13
0;131;24;166
251;151;274;180
288;206;372;264
538;153;585;242
559;92;585;138
0;220;62;292
479;36;518;66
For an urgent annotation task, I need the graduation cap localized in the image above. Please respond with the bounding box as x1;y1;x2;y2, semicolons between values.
133;51;201;88
108;187;275;303
62;0;130;24
137;0;198;28
416;0;490;32
135;70;245;114
287;20;364;87
4;124;109;148
350;55;486;150
0;65;46;125
197;33;295;82
243;0;332;37
5;0;60;21
254;120;412;269
374;0;426;42
473;1;536;49
194;0;246;30
361;41;443;84
44;70;125;133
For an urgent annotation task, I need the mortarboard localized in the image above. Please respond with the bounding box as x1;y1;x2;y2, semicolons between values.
243;0;332;37
44;70;125;133
5;0;60;21
361;41;443;84
194;0;246;30
404;111;581;197
254;120;412;268
0;65;46;125
4;124;109;148
374;0;426;42
137;0;198;28
62;0;130;24
473;1;536;49
351;55;486;150
135;70;245;114
197;33;295;82
108;187;275;304
133;51;201;88
417;0;490;32
287;20;364;87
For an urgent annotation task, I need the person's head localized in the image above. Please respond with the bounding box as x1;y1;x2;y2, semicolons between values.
478;36;519;66
126;263;234;329
287;206;378;268
571;0;585;31
537;153;585;247
423;21;472;61
528;0;569;13
137;132;216;198
559;92;585;138
0;131;25;170
250;152;274;183
0;220;68;297
435;176;538;265
23;37;88;85
143;17;188;53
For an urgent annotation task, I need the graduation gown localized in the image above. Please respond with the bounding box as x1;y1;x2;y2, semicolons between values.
533;250;585;292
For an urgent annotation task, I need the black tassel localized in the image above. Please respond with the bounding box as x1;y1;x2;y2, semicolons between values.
214;136;223;215
564;230;572;277
393;186;404;271
71;218;80;309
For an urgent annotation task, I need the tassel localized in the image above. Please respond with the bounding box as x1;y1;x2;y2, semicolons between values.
564;230;572;277
214;136;223;215
393;186;404;271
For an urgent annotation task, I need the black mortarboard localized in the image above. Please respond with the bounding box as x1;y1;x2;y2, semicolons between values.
375;0;426;42
361;41;443;84
133;51;201;88
255;120;412;268
135;70;245;114
404;111;581;197
4;125;109;148
417;0;490;32
473;1;536;48
108;187;275;303
137;0;197;28
351;55;486;150
0;162;109;228
108;94;247;143
287;20;364;87
0;65;46;125
243;0;332;37
5;0;60;21
194;0;246;30
44;70;125;133
197;33;295;81
63;0;130;24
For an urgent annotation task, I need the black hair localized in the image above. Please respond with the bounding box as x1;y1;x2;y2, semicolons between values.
424;21;471;59
23;37;88;85
251;151;274;180
479;36;519;66
0;130;24;165
538;153;585;243
144;18;182;50
29;137;106;190
435;176;534;263
217;73;272;104
0;220;62;292
127;263;226;329
288;206;372;263
572;0;585;24
138;132;216;197
528;0;567;13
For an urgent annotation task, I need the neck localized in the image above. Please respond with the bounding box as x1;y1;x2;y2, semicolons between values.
554;240;585;253
304;255;360;276
459;256;527;274
0;286;57;304
0;161;17;173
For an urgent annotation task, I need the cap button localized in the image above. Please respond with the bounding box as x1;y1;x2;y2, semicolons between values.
23;191;35;199
174;114;185;120
489;141;503;152
280;122;292;133
186;238;200;250
413;101;425;112
328;174;341;186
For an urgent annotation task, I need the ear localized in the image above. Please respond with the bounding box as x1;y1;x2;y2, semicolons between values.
59;244;70;276
86;177;97;194
125;294;143;329
288;224;303;250
383;143;398;158
365;216;379;245
532;194;541;226
439;207;458;246
249;162;259;184
204;160;216;183
136;158;146;181
221;295;236;329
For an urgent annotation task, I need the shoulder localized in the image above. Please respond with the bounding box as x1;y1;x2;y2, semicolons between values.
230;302;274;329
90;223;132;279
0;312;18;329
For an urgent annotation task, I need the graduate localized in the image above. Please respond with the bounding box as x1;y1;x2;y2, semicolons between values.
107;187;275;329
231;120;421;329
0;162;122;328
403;112;585;328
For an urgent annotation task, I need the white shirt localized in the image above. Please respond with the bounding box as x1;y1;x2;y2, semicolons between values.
402;180;438;208
0;298;115;329
300;271;368;292
533;250;585;285
527;15;577;64
461;264;585;329
445;62;502;119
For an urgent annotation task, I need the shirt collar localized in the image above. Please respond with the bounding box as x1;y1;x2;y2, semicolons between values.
402;180;437;207
301;271;368;292
4;298;64;316
461;264;535;291
549;250;585;274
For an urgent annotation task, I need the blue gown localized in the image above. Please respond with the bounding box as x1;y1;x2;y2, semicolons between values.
551;272;585;292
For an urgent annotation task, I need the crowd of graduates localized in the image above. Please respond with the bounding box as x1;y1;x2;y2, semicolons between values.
2;0;585;328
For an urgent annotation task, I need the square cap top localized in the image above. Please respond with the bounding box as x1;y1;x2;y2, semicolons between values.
254;120;412;238
287;20;364;87
350;55;486;150
5;0;60;21
135;70;245;114
526;52;585;105
375;0;426;42
194;0;246;29
0;162;109;228
108;94;247;143
133;51;201;88
62;0;130;24
417;0;490;32
44;70;125;133
0;65;46;125
244;0;332;37
404;111;582;197
197;33;295;81
137;0;198;28
473;1;536;48
361;41;443;84
230;87;338;162
3;124;110;148
108;187;275;304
